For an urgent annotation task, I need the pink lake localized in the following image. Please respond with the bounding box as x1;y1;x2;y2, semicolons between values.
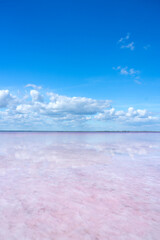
0;132;160;240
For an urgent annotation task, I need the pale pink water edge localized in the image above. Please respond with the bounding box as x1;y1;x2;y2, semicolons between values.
0;132;160;240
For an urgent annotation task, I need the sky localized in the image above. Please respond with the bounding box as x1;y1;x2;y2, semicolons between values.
0;0;160;131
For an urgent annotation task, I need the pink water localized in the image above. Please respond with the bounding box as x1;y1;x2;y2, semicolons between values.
0;132;160;240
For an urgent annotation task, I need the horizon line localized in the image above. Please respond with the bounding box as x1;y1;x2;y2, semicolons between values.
0;130;160;133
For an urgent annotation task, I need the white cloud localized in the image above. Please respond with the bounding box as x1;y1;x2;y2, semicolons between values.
0;90;16;108
118;33;130;43
120;67;129;75
143;44;151;50
113;66;141;84
129;68;140;75
25;84;42;90
10;91;111;128
46;92;110;115
30;90;44;102
122;67;139;76
16;104;32;114
118;33;135;50
134;79;141;85
121;42;135;50
95;107;158;123
0;89;158;129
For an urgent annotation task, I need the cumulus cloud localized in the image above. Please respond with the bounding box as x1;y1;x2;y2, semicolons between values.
14;92;110;119
30;90;44;102
16;104;32;114
46;92;110;115
118;33;135;50
0;88;158;129
95;107;158;123
0;90;16;108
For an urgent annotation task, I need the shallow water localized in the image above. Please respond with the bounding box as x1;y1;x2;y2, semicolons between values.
0;132;160;240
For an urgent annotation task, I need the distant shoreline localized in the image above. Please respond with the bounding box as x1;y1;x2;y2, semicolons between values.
0;131;160;133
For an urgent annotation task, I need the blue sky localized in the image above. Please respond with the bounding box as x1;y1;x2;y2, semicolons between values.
0;0;160;130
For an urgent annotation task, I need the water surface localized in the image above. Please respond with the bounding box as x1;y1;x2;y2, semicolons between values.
0;132;160;240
